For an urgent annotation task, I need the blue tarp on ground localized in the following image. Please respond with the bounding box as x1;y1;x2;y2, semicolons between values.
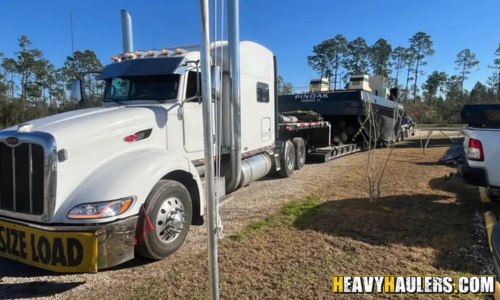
439;137;465;165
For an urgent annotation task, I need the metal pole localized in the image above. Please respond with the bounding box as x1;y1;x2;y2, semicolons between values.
199;0;219;299
226;0;242;193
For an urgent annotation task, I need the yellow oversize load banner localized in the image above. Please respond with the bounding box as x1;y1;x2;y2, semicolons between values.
0;220;98;273
332;275;496;295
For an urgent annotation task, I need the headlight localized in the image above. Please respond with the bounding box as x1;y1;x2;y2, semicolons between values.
67;196;135;219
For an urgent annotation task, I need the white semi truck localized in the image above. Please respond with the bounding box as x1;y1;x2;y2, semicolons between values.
0;8;356;272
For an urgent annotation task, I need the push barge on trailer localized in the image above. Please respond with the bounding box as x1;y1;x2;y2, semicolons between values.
278;74;404;148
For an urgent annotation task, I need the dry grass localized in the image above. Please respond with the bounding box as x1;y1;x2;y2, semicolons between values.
0;135;494;300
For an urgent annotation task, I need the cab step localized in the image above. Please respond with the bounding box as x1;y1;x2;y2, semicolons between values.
201;176;234;209
201;176;227;198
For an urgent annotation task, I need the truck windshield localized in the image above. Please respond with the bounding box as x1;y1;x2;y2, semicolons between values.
104;74;180;102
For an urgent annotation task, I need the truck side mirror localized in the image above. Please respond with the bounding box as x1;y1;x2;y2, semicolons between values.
70;79;86;106
211;65;221;100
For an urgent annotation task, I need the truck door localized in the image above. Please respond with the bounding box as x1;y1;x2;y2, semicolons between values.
183;71;205;153
182;71;217;155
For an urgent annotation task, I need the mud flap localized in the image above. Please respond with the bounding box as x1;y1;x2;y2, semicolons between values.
134;206;154;246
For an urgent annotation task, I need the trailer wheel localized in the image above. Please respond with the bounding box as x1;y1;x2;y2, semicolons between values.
136;179;192;260
278;140;295;178
292;138;305;170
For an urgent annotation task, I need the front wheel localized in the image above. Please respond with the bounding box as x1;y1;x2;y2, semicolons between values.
136;180;192;260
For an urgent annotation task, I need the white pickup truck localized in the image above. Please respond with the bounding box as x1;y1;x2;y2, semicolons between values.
457;104;500;199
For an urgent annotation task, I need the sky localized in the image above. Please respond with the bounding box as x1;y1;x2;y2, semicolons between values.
1;0;499;93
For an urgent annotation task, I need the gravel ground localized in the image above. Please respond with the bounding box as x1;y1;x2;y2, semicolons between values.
0;144;367;300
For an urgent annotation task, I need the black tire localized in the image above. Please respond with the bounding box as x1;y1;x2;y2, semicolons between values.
278;140;295;178
136;180;192;260
292;137;305;170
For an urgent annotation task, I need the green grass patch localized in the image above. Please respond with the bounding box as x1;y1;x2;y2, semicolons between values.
247;215;276;231
229;215;278;242
228;196;321;242
281;195;321;220
229;232;243;242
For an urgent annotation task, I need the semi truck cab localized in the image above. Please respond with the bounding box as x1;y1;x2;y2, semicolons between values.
0;10;279;272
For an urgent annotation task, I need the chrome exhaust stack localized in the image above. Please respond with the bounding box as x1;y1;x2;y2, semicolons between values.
120;10;134;54
226;0;242;193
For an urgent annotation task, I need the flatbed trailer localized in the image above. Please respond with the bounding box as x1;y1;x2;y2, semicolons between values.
275;118;361;176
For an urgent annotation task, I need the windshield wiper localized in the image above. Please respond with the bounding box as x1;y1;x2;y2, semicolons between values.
106;98;175;104
106;98;126;105
158;99;177;104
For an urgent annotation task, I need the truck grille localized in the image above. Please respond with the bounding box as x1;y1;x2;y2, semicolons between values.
0;142;46;215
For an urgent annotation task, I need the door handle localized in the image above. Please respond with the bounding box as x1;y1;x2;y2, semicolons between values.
177;105;184;121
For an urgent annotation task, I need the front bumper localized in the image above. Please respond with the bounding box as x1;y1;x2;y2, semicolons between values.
0;215;138;272
457;163;488;187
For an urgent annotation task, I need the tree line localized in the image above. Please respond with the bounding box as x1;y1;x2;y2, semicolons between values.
1;33;499;128
0;35;104;129
0;35;298;129
306;32;500;123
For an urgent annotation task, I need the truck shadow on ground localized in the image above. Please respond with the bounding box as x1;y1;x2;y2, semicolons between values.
0;250;154;277
0;280;84;299
0;252;158;297
294;177;486;273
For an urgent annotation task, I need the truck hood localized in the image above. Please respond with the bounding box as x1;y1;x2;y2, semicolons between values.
1;104;178;218
3;104;176;144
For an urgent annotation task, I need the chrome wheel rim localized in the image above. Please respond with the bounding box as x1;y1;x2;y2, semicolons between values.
287;149;294;170
298;146;305;164
156;196;186;243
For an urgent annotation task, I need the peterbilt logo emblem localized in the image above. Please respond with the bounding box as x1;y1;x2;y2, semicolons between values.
6;137;19;145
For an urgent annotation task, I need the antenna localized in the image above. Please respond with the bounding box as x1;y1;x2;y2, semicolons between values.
70;11;75;55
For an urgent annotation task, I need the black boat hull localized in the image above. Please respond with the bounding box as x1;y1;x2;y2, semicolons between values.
278;90;403;144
